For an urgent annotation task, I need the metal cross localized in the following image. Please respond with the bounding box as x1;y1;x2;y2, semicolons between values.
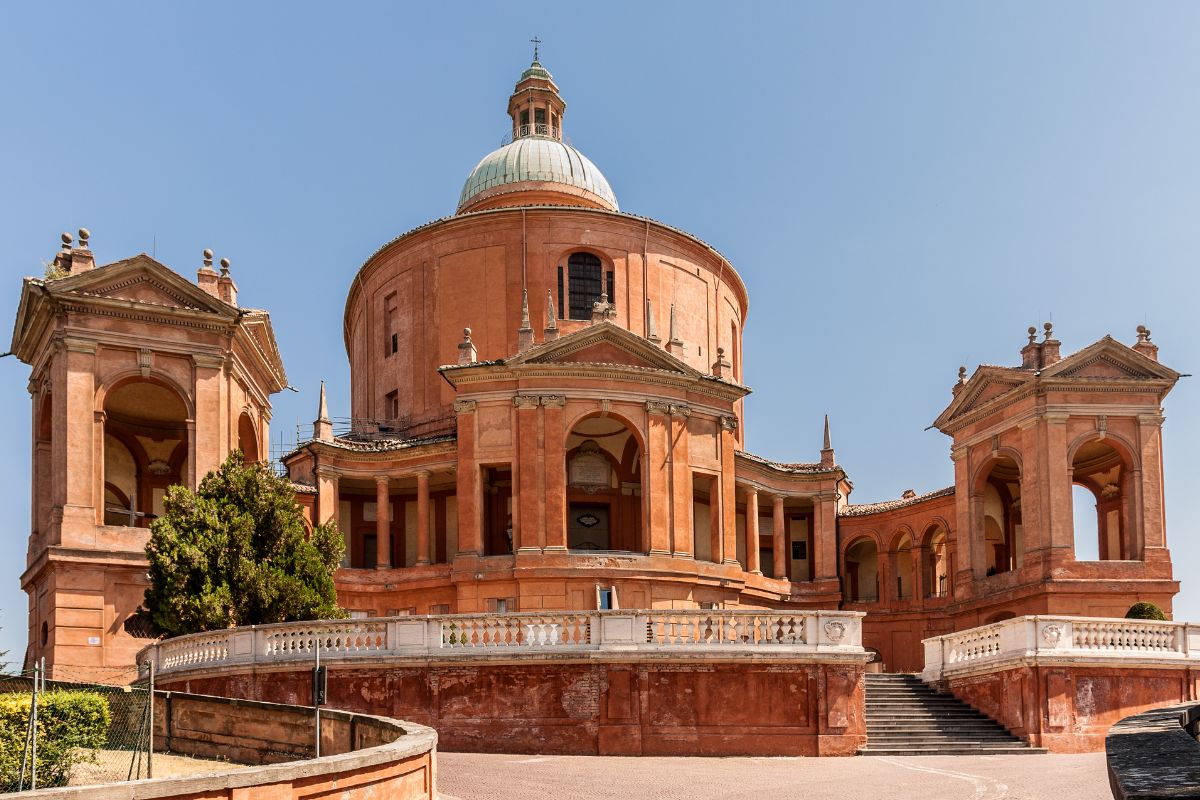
530;36;541;61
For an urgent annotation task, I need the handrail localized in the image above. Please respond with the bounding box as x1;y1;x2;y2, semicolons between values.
140;609;866;678
921;615;1200;681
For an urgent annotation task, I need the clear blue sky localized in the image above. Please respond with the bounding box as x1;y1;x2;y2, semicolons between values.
1;2;1197;663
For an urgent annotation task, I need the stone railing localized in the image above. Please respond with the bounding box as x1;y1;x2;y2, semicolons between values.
141;610;865;678
1106;701;1200;799
922;615;1200;681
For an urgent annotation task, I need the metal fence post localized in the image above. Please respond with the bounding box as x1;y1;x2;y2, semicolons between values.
30;659;39;790
147;660;155;779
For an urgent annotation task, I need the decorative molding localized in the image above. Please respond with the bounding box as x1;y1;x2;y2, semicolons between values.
645;400;671;416
513;395;540;410
1044;412;1070;424
668;403;692;418
452;399;477;414
62;337;97;354
138;348;152;378
1137;413;1165;427
823;620;847;644
540;395;566;408
719;415;739;431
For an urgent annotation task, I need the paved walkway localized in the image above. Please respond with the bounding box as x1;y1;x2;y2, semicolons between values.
438;752;1109;800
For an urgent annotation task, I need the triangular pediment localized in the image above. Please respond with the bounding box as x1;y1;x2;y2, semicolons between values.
1041;336;1179;382
508;321;701;376
932;367;1032;431
49;254;236;317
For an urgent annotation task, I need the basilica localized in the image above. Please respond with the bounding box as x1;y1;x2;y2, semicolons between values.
13;56;1181;680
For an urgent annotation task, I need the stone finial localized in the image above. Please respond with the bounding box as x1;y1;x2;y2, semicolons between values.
1020;325;1042;369
1027;326;1037;344
197;248;220;297
64;227;95;273
216;256;238;306
952;365;968;395
666;303;684;356
313;380;333;442
901;489;917;500
820;414;835;468
60;232;73;250
1133;324;1159;361
1041;320;1061;365
711;346;732;379
543;290;559;341
518;289;534;352
646;299;661;343
458;327;478;365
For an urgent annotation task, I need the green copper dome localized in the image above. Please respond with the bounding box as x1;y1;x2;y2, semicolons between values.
456;137;619;212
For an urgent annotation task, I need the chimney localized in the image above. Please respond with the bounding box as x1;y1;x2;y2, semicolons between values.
216;258;238;306
196;249;220;297
457;327;478;365
1132;325;1158;361
313;380;333;442
1040;321;1061;366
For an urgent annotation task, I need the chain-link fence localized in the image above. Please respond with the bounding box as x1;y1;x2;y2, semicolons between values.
0;662;153;792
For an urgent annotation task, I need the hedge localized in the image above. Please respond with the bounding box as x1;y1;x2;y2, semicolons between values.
1125;601;1168;621
0;690;110;791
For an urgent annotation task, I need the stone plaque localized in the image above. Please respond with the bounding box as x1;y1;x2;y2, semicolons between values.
569;440;611;490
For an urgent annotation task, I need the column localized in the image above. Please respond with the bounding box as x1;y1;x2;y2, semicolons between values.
191;353;225;486
645;402;672;555
719;416;739;566
1137;413;1166;555
453;400;482;556
375;476;391;569
61;339;97;533
708;475;722;564
772;494;787;580
812;492;840;584
514;395;540;553
1044;412;1072;550
315;466;345;566
669;405;692;557
541;396;567;551
745;487;761;574
416;470;431;565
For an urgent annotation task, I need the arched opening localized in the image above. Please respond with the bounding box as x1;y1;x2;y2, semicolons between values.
559;252;614;321
923;525;950;599
979;456;1022;575
892;533;913;600
103;379;188;527
1071;439;1132;561
237;412;260;463
565;415;643;552
844;537;879;603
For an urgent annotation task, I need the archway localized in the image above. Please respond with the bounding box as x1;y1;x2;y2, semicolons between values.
237;412;260;463
891;533;913;600
844;537;879;603
922;525;950;599
1071;439;1133;560
978;456;1022;575
565;415;643;552
103;379;188;527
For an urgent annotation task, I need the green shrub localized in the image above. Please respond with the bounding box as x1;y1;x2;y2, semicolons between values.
1125;601;1168;621
0;690;110;791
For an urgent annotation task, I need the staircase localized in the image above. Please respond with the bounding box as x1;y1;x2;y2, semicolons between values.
860;673;1046;756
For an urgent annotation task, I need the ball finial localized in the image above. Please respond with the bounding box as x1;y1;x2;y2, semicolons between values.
77;228;90;246
219;257;230;276
958;365;967;381
1043;321;1054;339
463;327;472;338
60;232;73;249
1027;326;1037;343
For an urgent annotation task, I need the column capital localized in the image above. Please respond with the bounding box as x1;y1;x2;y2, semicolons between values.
1137;413;1165;427
645;400;671;416
719;415;738;431
192;353;226;370
540;395;566;408
453;399;477;414
668;403;692;418
513;395;540;410
1017;416;1039;431
374;474;391;487
1044;411;1070;425
950;445;968;462
314;466;340;480
415;469;432;479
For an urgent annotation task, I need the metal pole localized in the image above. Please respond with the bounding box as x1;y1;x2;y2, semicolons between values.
30;660;39;790
39;656;46;692
313;636;321;758
147;660;155;779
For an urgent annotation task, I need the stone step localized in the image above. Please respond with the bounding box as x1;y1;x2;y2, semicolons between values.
861;673;1042;756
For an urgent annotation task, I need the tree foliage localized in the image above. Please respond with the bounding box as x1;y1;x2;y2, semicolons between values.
144;452;345;637
1125;601;1167;621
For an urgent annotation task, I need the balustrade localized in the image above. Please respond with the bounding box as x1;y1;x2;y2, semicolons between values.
141;609;865;677
922;615;1200;681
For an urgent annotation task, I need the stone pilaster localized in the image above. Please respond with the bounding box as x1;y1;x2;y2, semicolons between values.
375;475;392;568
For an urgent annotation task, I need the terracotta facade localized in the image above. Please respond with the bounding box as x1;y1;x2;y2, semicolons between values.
12;58;1181;681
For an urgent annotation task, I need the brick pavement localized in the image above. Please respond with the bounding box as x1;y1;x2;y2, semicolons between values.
438;751;1109;799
